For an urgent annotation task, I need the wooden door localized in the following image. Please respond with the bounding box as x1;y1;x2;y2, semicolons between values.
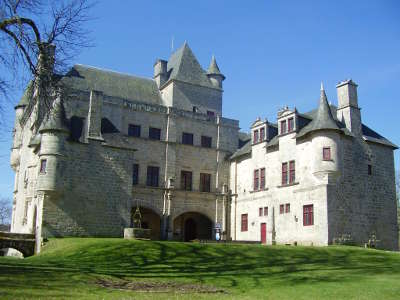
261;223;267;245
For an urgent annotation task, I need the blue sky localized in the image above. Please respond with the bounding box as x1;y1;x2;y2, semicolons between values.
0;0;399;199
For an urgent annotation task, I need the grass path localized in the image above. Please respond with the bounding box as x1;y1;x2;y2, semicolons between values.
1;238;400;299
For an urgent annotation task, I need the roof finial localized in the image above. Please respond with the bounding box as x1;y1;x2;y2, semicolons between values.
171;35;174;52
320;82;324;91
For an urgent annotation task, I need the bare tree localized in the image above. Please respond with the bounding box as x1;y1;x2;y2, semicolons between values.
0;0;95;124
0;197;12;225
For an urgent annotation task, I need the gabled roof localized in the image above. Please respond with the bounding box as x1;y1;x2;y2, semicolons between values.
165;42;217;89
59;64;163;105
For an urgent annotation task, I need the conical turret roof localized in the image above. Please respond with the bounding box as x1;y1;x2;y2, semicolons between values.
297;83;340;138
207;56;225;79
39;96;70;133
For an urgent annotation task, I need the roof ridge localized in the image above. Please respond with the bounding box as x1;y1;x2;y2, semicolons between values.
74;64;155;82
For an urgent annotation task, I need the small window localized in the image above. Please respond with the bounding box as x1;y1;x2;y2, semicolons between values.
40;159;47;174
303;204;314;226
149;127;161;140
289;161;295;184
146;166;159;187
260;168;265;190
132;164;139;185
241;214;248;232
70;116;84;142
280;120;287;134
259;207;263;217
260;127;265;141
280;204;284;214
253;129;259;144
254;169;259;191
285;203;290;213
282;162;288;185
368;164;372;175
207;110;215;117
182;132;194;145
128;124;141;137
288;118;294;132
200;173;211;192
323;147;331;160
264;207;268;216
201;136;212;148
181;171;192;191
193;106;198;113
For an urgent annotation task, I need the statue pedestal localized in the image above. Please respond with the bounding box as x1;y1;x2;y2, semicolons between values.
124;228;151;240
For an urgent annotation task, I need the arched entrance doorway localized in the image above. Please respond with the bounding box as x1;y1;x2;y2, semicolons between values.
131;207;161;240
174;212;212;242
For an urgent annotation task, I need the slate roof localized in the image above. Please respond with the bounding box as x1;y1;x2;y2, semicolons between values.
297;84;341;138
59;64;163;105
39;97;70;133
207;56;225;79
165;42;218;89
16;81;33;108
230;85;397;159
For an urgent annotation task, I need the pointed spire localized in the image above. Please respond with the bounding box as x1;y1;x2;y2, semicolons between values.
297;83;340;138
207;55;224;77
39;96;70;133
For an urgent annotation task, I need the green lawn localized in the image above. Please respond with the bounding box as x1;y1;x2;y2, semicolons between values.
1;238;400;299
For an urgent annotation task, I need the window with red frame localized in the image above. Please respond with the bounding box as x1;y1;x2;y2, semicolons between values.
280;204;284;214
260;127;265;141
303;205;314;226
282;162;288;185
264;207;268;216
259;207;263;216
254;169;259;190
280;120;287;134
241;214;248;231
285;203;290;213
323;147;331;160
289;161;295;184
253;130;259;144
288;118;294;132
40;159;47;174
260;168;265;190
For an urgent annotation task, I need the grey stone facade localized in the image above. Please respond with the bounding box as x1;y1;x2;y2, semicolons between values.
10;43;398;252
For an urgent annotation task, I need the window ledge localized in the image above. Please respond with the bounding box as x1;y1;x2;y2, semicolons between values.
278;131;296;138
322;159;334;162
249;188;269;193
277;182;299;188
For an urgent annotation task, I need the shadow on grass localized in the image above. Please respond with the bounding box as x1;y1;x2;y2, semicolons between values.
1;238;400;297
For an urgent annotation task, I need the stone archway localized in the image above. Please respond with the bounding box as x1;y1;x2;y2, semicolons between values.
131;207;161;240
174;212;212;242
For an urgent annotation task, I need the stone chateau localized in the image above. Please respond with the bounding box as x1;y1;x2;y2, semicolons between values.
10;42;398;251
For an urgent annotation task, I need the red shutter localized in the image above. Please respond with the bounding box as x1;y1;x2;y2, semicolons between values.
280;120;287;134
253;130;259;144
280;204;284;214
260;127;265;141
288;118;294;132
282;162;288;185
241;214;248;231
260;168;265;190
259;207;263;216
289;161;295;184
264;207;268;216
285;203;290;213
323;147;331;160
254;169;259;190
303;205;314;226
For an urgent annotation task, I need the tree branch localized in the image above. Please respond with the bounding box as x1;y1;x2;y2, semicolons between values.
0;16;41;43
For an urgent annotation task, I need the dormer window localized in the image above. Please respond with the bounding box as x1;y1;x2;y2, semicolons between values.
280;120;287;134
288;118;294;132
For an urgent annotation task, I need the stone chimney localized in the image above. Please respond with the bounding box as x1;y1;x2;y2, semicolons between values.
154;59;168;88
87;90;104;141
336;79;361;135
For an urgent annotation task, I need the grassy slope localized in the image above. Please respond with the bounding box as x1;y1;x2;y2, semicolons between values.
1;238;400;299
